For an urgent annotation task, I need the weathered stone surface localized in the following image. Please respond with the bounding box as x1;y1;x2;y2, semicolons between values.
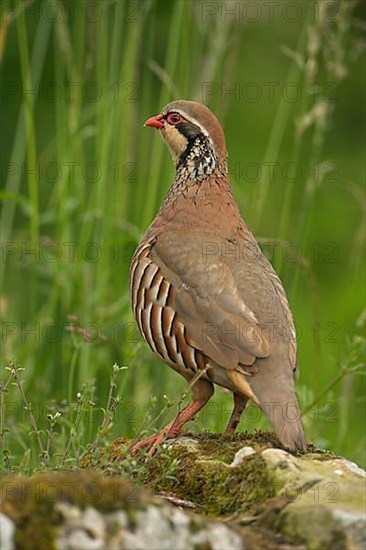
0;470;243;550
261;450;366;550
0;512;15;550
53;500;243;549
133;433;365;549
231;446;256;466
1;432;365;550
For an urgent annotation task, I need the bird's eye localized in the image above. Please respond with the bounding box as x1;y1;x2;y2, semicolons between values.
167;113;184;125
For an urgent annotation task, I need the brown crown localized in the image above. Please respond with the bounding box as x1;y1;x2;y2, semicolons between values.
162;100;228;162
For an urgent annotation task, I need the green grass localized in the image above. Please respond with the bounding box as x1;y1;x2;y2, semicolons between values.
0;0;365;472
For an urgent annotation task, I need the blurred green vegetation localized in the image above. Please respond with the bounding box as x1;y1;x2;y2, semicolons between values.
0;0;365;471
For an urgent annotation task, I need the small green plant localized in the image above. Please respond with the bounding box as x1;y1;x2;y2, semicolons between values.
0;362;127;473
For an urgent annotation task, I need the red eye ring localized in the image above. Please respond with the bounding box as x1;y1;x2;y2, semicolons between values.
167;113;184;125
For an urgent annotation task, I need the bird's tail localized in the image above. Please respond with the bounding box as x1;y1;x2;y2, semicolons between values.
261;392;306;451
248;374;306;452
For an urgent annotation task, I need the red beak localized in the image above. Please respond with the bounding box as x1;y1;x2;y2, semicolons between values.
144;114;164;129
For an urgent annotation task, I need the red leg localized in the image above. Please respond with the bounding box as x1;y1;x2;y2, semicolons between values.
225;393;248;434
130;378;214;457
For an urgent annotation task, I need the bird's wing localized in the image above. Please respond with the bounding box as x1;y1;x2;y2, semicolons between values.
150;231;270;370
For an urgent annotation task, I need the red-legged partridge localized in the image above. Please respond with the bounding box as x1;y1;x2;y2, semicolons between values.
129;100;306;455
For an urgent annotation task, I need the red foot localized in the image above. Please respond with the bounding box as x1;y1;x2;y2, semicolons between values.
129;425;182;457
128;388;212;459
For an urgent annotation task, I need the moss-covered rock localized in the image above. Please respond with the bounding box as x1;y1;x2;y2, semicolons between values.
0;470;143;550
109;431;317;517
1;432;364;549
0;470;243;549
110;431;365;549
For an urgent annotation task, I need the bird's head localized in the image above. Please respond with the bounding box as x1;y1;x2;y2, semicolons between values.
144;100;227;179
